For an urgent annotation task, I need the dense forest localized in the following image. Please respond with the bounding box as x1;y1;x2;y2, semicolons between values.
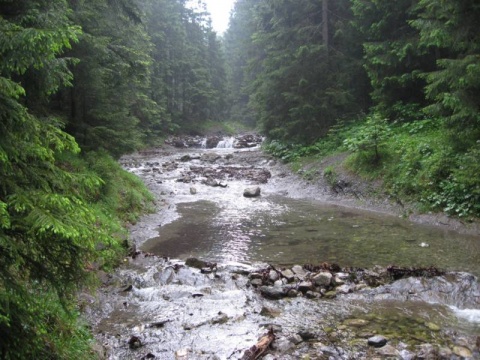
1;0;479;358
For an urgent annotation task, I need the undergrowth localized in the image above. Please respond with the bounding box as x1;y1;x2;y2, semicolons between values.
264;116;480;218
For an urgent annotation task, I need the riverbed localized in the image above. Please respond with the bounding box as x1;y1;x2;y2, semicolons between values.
85;138;480;359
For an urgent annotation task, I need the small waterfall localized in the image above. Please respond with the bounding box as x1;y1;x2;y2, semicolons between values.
216;137;236;149
200;138;207;149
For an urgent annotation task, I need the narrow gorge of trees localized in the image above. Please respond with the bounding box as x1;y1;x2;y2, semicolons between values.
1;0;479;357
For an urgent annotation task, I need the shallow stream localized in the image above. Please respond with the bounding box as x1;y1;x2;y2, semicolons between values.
88;140;480;359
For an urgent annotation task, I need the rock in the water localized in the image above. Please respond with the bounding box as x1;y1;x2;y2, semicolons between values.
336;284;351;294
368;335;388;348
250;279;263;287
281;269;295;282
243;186;261;198
268;270;280;282
323;290;336;299
211;312;229;325
260;306;281;318
292;265;307;279
259;286;287;299
313;271;332;287
190;187;197;195
298;281;313;292
128;335;142;349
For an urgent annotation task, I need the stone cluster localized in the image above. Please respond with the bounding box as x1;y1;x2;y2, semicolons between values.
248;264;389;300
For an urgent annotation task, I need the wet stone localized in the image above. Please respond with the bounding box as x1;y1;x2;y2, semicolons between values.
376;344;399;357
368;335;388;348
211;312;229;325
399;349;416;360
260;306;281;318
243;186;261;198
260;285;287;300
292;265;308;279
156;267;175;285
250;279;263;287
289;333;303;345
298;281;313;292
269;269;280;282
336;284;351;294
128;335;142;349
313;272;332;287
287;289;299;297
299;329;317;341
305;291;319;299
323;290;336;299
281;269;295;282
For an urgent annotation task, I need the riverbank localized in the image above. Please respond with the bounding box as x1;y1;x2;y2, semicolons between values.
285;151;480;237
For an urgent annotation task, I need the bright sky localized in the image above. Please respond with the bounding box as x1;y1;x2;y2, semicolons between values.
203;0;236;34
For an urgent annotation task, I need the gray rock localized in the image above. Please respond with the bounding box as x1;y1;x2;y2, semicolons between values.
305;291;319;299
336;284;351;294
281;269;295;282
259;286;287;299
292;265;308;279
313;271;332;287
289;333;303;345
190;187;197;195
260;306;281;318
368;335;388;348
250;279;263;287
268;270;280;282
377;344;399;357
243;186;261;198
272;338;294;352
211;312;229;325
298;281;313;292
399;349;416;360
287;289;299;297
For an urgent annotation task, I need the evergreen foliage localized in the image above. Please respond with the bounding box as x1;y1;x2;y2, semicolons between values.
246;0;361;142
2;0;480;356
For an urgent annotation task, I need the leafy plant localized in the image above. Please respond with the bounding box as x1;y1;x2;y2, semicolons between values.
343;114;391;164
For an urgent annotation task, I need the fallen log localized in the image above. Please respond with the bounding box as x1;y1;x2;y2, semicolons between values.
240;328;275;360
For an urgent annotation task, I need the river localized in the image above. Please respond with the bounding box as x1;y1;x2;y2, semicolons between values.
85;137;480;359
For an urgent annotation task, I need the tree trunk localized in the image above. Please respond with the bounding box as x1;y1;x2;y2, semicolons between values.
322;0;329;54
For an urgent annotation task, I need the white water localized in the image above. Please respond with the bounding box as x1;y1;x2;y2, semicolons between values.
216;137;236;148
450;306;480;323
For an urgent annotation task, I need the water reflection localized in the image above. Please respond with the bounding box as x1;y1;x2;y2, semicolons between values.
142;195;480;276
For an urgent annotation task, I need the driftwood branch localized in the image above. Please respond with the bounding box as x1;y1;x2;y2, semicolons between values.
240;328;275;360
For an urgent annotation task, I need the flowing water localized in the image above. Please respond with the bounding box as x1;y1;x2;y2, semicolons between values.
142;197;480;275
90;140;480;359
131;142;480;276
